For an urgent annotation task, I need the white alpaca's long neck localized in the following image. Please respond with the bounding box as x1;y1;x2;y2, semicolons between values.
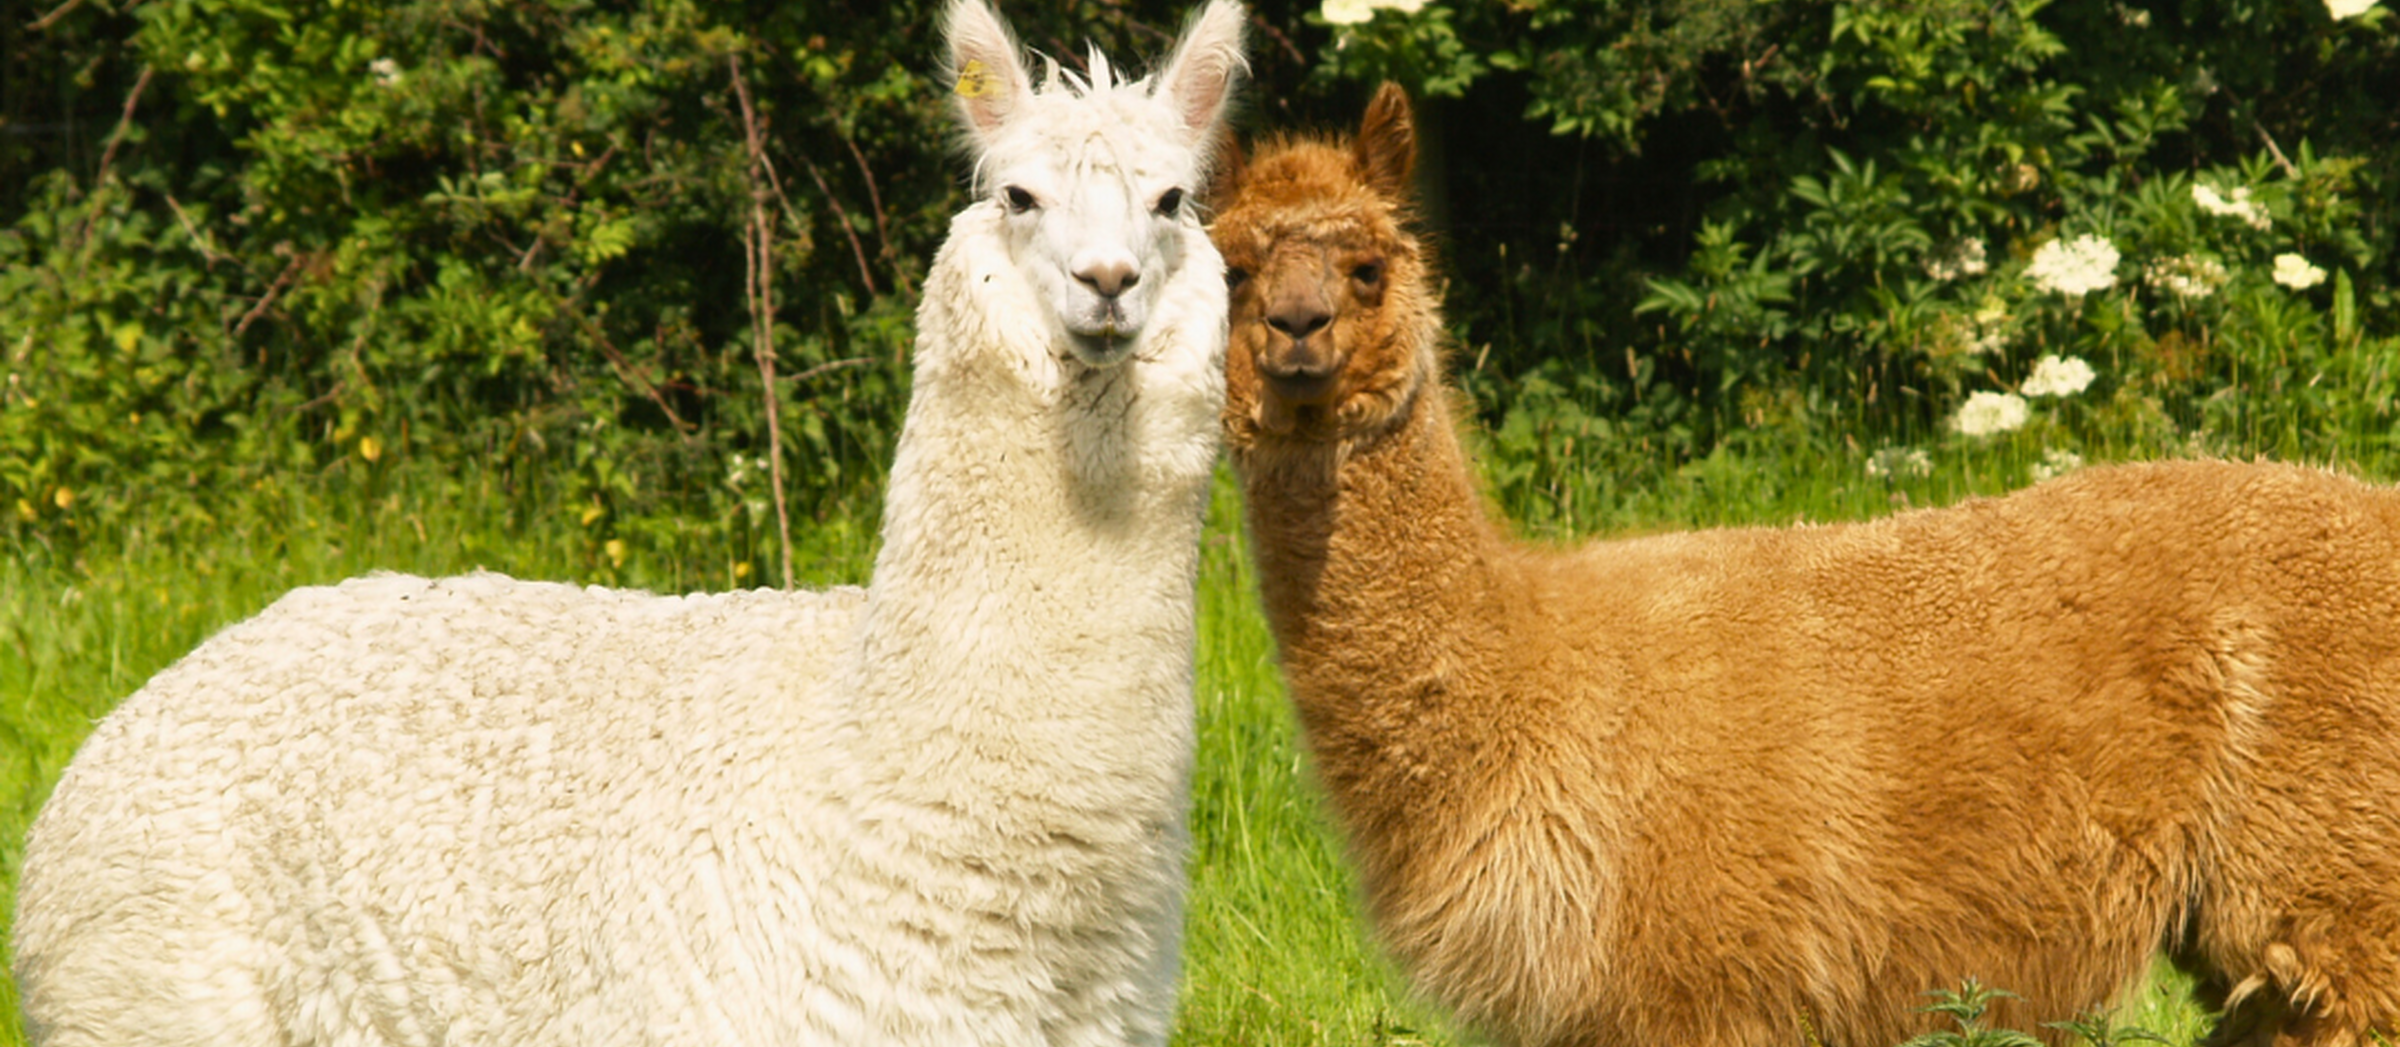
835;207;1221;818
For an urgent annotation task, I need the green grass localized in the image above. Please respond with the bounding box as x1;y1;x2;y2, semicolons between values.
0;455;2237;1046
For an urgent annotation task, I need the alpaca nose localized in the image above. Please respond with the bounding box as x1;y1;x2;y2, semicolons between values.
1266;302;1332;341
1075;257;1141;299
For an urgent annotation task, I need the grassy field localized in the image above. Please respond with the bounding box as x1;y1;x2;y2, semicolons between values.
0;450;2245;1045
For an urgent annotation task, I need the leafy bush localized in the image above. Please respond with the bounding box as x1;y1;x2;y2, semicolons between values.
7;0;2398;565
1306;0;2400;522
3;0;1220;575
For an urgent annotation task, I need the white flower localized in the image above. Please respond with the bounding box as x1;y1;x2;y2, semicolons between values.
370;57;403;88
2328;0;2379;19
1865;447;1934;479
1322;0;1424;23
2032;447;2086;482
2273;253;2328;290
1964;299;2011;356
2026;235;2120;297
2144;254;2229;299
1925;238;1989;282
1953;391;2031;437
2192;184;2270;231
2021;355;2096;398
1322;0;1375;22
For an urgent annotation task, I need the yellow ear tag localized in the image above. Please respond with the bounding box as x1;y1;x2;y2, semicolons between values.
956;59;994;99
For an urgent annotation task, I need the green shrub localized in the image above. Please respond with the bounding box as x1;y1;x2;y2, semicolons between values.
7;0;2398;560
3;0;1225;572
1306;0;2400;517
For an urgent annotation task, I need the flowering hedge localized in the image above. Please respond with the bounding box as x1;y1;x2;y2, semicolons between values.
6;0;2399;552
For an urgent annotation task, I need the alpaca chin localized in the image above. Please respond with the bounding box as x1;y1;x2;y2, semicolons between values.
1065;327;1137;367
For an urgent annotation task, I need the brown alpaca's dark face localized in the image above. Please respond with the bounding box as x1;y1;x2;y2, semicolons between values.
1211;83;1432;446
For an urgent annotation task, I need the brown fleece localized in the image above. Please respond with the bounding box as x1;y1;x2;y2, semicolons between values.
1212;81;2400;1047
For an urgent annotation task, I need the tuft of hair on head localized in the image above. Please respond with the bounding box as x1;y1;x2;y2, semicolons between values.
1202;125;1248;214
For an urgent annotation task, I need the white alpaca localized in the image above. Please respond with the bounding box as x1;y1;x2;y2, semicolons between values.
10;4;1246;1044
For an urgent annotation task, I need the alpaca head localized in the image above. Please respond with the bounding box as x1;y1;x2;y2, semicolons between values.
1212;82;1439;445
944;0;1248;369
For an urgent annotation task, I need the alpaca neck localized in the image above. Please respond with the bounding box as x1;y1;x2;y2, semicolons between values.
1238;373;1516;807
836;213;1219;814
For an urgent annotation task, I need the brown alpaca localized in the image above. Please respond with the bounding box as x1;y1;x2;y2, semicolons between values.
1211;82;2400;1047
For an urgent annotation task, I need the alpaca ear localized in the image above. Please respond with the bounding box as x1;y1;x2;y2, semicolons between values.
1156;0;1250;147
943;0;1035;146
1353;81;1416;201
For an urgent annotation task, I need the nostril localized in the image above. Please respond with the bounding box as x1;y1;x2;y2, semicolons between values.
1266;307;1332;340
1075;260;1140;299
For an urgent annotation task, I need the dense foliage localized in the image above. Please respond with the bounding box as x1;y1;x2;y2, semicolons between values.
1332;0;2400;527
6;0;2397;565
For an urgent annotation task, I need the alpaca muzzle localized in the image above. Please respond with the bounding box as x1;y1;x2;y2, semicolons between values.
1257;340;1343;405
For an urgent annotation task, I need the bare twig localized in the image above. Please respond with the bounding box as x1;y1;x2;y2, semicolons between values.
286;382;349;417
233;247;307;338
25;0;85;32
800;151;881;297
783;355;872;385
566;305;696;437
1740;42;1784;85
840;132;912;296
70;66;156;259
732;54;797;590
162;192;230;268
92;66;153;187
1248;13;1308;67
2255;120;2300;179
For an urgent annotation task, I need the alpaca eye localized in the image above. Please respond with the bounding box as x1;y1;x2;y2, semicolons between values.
1155;188;1185;218
1352;261;1384;285
1002;186;1038;214
1225;266;1251;290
